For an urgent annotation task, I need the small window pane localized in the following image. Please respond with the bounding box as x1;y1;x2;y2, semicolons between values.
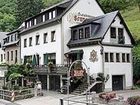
79;28;84;39
44;33;48;43
51;31;56;42
72;30;77;40
24;39;27;47
11;51;13;61
116;53;120;62
85;27;90;38
122;53;126;62
29;37;32;46
110;27;116;38
127;54;130;62
36;35;40;45
110;53;114;62
105;53;109;62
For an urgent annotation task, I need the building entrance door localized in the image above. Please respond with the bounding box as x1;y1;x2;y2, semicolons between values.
112;75;123;91
49;75;60;91
38;75;47;90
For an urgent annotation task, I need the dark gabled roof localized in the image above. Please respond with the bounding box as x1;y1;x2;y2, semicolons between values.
70;11;135;46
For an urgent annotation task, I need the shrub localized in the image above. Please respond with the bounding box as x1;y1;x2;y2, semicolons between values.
127;96;140;105
2;86;8;90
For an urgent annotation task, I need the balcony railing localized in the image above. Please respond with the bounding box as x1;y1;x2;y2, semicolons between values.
33;64;69;74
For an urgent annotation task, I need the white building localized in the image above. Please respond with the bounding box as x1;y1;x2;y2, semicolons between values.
20;0;135;92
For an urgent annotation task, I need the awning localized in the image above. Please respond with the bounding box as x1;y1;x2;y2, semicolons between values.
65;50;83;55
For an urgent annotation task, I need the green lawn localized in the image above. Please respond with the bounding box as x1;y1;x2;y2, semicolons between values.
121;7;140;41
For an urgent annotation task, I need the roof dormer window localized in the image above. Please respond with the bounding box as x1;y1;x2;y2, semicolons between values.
53;10;56;18
34;19;37;25
49;12;52;19
43;15;45;22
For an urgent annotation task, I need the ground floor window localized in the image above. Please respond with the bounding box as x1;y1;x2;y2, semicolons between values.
44;53;56;65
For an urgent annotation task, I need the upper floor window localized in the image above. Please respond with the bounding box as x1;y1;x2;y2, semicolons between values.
11;35;13;42
118;28;125;44
79;28;84;39
24;39;27;48
36;35;40;45
105;53;109;62
34;19;37;25
110;27;116;38
7;52;9;61
11;51;13;61
122;53;126;62
72;30;77;40
1;54;3;62
43;15;45;22
110;53;114;62
85;27;90;38
29;37;32;46
44;33;48;43
53;10;56;18
51;31;56;42
126;53;130;63
116;53;120;62
49;12;52;19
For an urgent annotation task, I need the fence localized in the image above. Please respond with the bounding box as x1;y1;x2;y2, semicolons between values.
60;93;128;105
0;88;34;102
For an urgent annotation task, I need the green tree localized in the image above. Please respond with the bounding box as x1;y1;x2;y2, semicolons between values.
136;0;140;11
15;0;45;27
43;0;63;7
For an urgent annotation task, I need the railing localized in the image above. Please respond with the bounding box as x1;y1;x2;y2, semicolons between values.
0;88;34;102
33;64;69;74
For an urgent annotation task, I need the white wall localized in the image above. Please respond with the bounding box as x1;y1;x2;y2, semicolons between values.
103;46;133;91
21;24;62;65
103;16;132;45
62;0;104;61
69;45;103;75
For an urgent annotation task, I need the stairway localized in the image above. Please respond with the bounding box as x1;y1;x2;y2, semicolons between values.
71;78;102;95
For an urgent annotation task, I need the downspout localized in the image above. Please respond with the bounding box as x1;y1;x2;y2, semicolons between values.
98;41;104;74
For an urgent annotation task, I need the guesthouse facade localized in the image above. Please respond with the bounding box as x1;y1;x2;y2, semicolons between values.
20;0;134;92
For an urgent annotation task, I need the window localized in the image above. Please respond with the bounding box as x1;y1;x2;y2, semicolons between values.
24;39;27;47
79;28;84;39
126;54;130;62
7;52;9;61
15;50;17;63
122;53;126;62
34;19;37;25
1;54;3;62
105;53;109;62
11;51;13;61
49;12;52;19
4;54;5;59
44;33;48;43
85;27;90;38
110;27;116;38
72;30;77;40
116;53;120;62
51;31;56;42
43;15;45;22
29;37;32;46
36;35;40;45
110;53;114;62
118;28;125;44
48;53;56;64
53;10;56;18
11;35;13;42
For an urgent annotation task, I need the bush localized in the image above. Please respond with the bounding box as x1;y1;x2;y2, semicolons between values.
2;86;8;90
127;96;140;105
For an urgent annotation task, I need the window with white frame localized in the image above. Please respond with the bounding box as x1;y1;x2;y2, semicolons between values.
126;53;130;62
110;27;116;38
36;35;40;45
44;33;48;43
116;53;120;62
43;15;45;22
105;53;109;62
122;53;126;62
49;12;52;19
52;10;56;18
34;19;37;25
51;31;56;42
110;53;114;62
